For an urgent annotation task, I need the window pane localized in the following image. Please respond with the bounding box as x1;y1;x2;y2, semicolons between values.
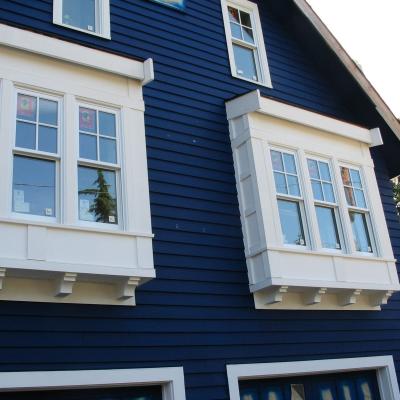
274;172;287;194
316;206;341;249
78;166;118;224
79;107;97;133
233;44;258;81
323;182;335;203
355;189;367;208
38;126;57;153
349;211;372;253
239;10;252;27
39;99;58;126
278;200;306;246
287;175;300;196
319;161;331;181
230;22;243;40
341;167;351;186
271;150;284;172
100;137;117;164
344;187;356;207
16;121;36;150
228;6;240;23
242;27;254;44
79;133;97;160
350;169;363;188
13;156;55;217
283;153;296;174
99;112;116;137
17;94;37;122
63;0;96;32
312;180;324;201
240;388;259;400
307;159;319;179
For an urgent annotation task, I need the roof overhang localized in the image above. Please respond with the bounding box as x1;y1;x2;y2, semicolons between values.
292;0;400;142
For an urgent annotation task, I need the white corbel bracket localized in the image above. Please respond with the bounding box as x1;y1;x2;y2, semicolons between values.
55;272;78;297
339;289;362;306
118;277;141;302
304;288;327;305
0;268;6;290
264;286;288;305
369;128;384;147
370;291;394;307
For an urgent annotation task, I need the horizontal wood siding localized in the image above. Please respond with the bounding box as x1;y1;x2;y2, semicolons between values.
0;0;399;399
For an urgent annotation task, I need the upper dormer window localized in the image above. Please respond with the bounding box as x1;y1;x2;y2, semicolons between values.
53;0;111;39
221;0;272;87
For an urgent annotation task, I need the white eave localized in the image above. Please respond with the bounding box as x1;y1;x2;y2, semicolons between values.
0;23;154;84
293;0;400;141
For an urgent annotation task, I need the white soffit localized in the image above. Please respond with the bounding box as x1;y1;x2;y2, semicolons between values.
0;23;154;84
226;90;373;144
293;0;400;141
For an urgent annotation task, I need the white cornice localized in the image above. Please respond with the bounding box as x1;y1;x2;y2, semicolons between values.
293;0;400;141
0;23;154;84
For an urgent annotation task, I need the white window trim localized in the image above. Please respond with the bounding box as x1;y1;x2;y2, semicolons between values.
53;0;111;40
227;356;400;400
0;367;186;400
221;0;272;88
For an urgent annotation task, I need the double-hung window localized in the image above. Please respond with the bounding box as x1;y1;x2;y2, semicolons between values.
307;158;342;250
78;105;120;227
340;166;373;253
53;0;111;39
270;149;306;247
12;91;60;221
221;0;272;87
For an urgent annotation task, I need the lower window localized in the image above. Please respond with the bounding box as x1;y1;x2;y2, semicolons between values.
240;370;380;400
4;385;162;400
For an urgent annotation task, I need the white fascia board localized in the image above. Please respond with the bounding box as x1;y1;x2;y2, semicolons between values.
0;23;154;84
0;367;186;400
293;0;400;142
226;90;372;144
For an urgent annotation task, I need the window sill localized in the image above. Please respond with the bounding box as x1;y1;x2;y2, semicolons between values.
53;21;111;40
232;74;273;89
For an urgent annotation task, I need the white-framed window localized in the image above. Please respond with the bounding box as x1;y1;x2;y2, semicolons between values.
221;0;272;87
226;91;400;310
77;103;121;228
270;148;307;247
53;0;111;39
12;89;61;223
227;356;400;400
0;367;186;400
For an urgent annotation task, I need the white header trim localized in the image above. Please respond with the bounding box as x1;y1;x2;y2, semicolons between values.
226;90;375;145
227;356;400;400
293;0;400;142
0;24;153;84
0;367;186;400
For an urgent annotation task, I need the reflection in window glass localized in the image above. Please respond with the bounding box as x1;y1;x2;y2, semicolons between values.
271;150;300;197
278;200;306;246
62;0;97;32
316;206;341;250
78;166;118;224
349;212;372;253
233;44;258;81
13;156;56;217
341;167;367;209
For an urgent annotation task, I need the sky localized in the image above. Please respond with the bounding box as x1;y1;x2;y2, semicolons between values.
306;0;400;118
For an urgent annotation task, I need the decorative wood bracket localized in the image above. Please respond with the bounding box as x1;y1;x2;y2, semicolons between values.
370;291;394;307
304;288;327;305
264;286;288;305
0;268;6;290
118;277;141;302
339;289;362;306
55;272;78;297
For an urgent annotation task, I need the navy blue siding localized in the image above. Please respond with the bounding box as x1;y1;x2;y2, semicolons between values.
0;1;399;399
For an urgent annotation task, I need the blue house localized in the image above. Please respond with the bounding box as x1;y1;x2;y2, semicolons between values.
0;0;399;399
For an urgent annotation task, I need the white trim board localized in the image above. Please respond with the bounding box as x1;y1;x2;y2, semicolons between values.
0;367;186;400
227;356;400;400
226;90;377;145
293;0;400;142
0;23;153;83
